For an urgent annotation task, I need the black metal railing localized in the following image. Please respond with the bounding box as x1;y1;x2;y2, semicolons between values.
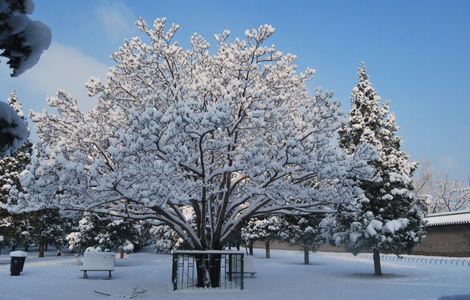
171;250;244;290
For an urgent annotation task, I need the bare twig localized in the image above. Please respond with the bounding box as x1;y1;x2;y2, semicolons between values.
93;290;111;297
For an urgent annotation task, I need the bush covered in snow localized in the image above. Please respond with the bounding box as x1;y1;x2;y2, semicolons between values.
150;225;177;253
66;213;150;253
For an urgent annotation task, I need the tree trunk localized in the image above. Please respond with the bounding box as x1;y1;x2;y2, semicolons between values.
373;249;382;276
38;240;45;258
195;254;207;288
249;241;253;256
265;240;270;259
208;254;221;288
303;245;310;264
195;253;222;288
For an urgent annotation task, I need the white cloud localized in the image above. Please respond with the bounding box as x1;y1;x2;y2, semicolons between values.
95;0;136;41
2;42;109;112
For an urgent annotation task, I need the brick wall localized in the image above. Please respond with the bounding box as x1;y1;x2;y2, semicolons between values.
412;224;470;257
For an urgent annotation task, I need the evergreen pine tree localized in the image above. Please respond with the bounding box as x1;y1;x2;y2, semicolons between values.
241;216;286;258
332;64;425;275
150;225;180;253
0;92;68;256
280;214;324;264
0;91;32;249
28;209;70;257
66;213;150;253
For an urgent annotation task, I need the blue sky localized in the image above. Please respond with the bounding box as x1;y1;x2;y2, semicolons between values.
2;0;469;179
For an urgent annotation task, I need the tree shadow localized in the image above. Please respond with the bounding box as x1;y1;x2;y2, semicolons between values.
283;261;326;266
438;296;470;300
347;272;408;279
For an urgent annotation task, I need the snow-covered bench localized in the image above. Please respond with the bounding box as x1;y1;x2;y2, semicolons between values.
229;255;256;278
242;255;256;278
80;252;115;279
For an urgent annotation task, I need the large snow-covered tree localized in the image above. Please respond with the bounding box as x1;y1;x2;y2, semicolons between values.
325;64;426;276
6;19;375;266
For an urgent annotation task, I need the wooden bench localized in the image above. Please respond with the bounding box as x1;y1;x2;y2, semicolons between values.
80;251;115;279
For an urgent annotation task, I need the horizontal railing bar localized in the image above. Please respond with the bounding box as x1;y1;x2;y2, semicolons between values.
173;250;245;254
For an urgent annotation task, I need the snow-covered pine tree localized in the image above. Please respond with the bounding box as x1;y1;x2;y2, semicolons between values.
241;216;286;258
0;93;69;256
151;225;175;253
150;225;181;253
28;209;70;257
1;0;49;153
66;213;150;253
0;91;32;249
332;64;426;276
280;214;324;264
0;91;29;156
0;0;51;157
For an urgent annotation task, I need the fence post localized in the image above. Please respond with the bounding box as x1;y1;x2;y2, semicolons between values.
228;254;233;282
240;253;244;290
172;252;178;290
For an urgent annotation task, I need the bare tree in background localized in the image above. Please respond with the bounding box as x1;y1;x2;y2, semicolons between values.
414;161;470;213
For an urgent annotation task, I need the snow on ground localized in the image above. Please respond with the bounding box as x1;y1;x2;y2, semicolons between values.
0;248;469;300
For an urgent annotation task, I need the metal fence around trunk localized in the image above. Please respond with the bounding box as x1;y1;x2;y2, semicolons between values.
171;250;244;290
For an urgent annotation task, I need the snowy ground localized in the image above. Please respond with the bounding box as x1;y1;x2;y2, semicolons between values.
0;248;469;300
